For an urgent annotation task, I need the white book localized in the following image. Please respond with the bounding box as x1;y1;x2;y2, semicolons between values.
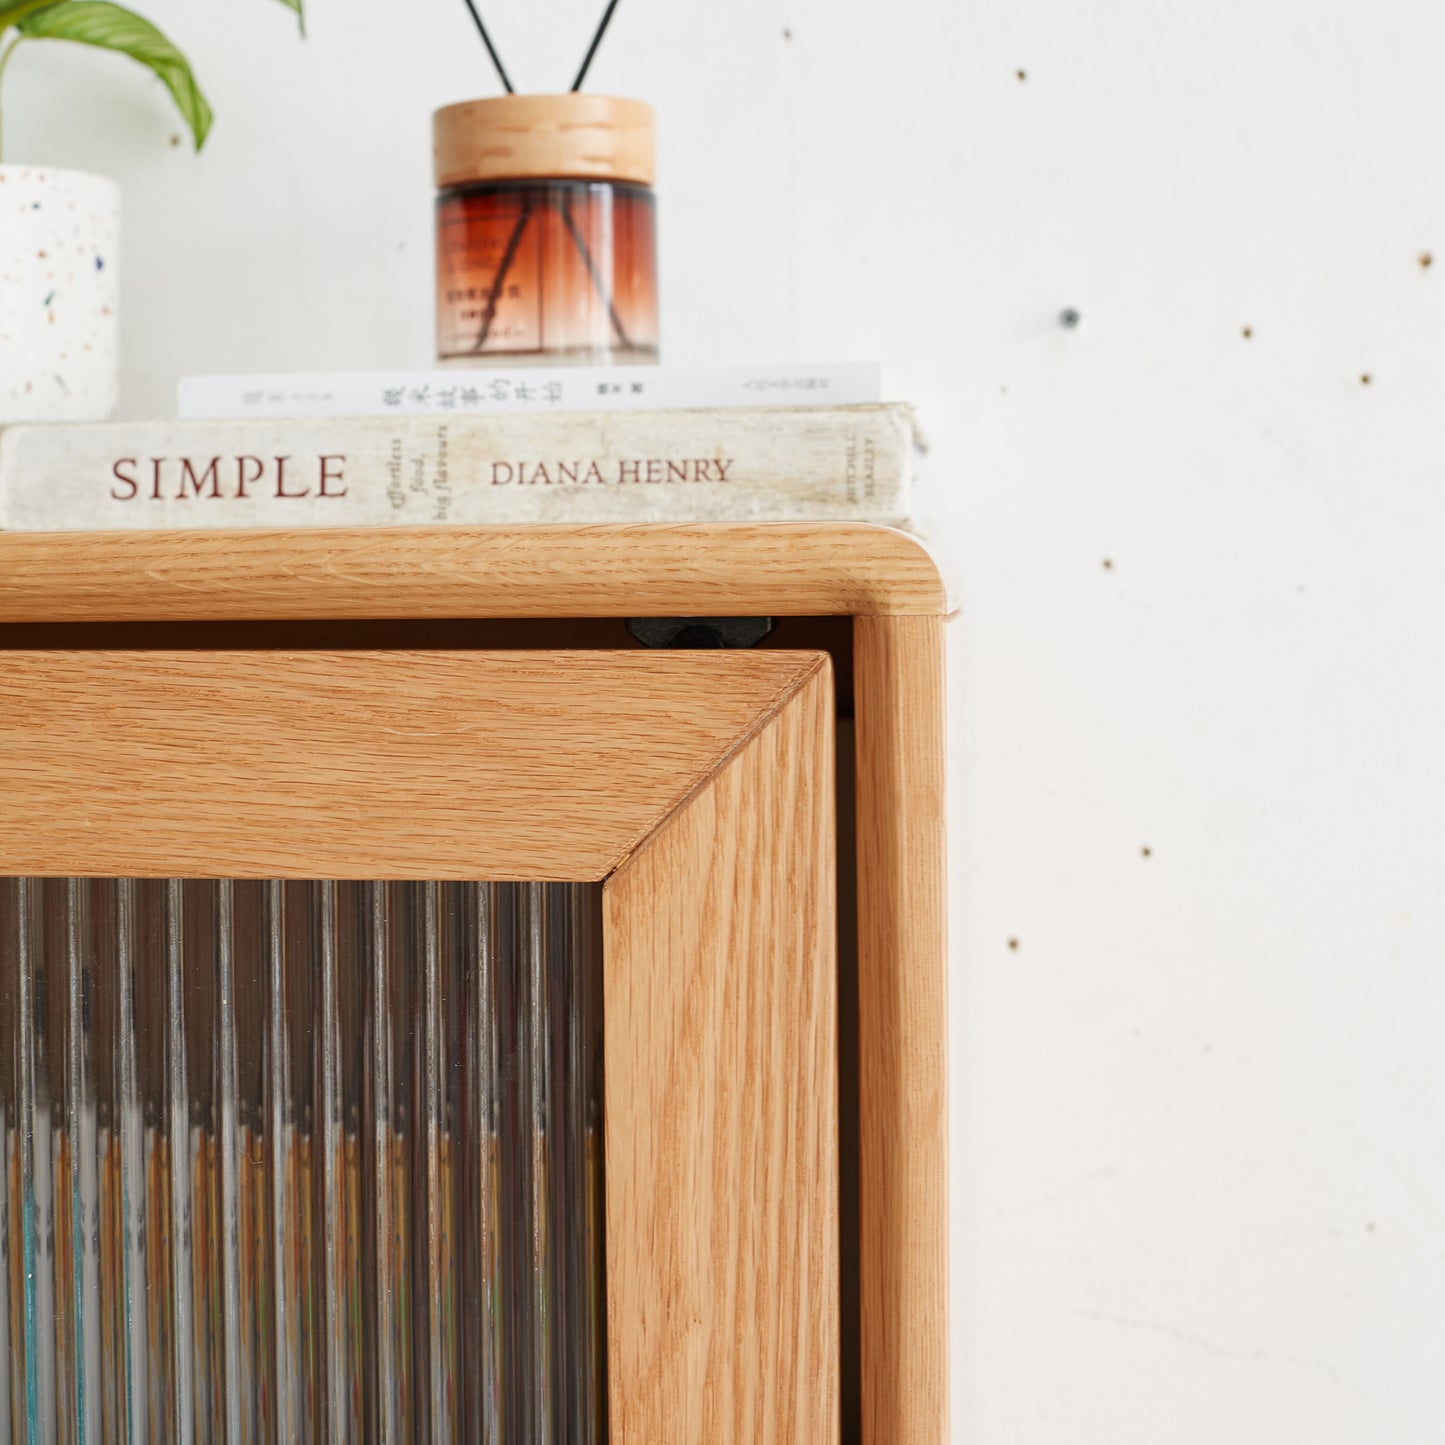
0;404;912;532
177;362;884;420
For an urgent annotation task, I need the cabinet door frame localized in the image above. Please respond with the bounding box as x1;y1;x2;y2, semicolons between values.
0;520;948;1445
0;645;838;1444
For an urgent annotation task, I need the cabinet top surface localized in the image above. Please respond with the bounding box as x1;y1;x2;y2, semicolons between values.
0;522;950;623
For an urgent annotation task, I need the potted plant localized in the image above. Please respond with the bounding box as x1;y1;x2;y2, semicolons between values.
0;0;300;424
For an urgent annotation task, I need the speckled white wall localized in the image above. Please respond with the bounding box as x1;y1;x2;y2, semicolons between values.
8;0;1444;1437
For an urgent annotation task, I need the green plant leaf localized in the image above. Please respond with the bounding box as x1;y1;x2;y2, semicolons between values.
0;0;66;31
16;1;211;148
272;0;303;32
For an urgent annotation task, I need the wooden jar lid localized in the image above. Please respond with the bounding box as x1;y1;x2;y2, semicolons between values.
433;94;655;189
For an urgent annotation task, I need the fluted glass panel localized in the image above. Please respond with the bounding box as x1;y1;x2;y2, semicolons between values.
0;878;605;1444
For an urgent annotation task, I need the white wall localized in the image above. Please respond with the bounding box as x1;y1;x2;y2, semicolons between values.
10;0;1445;1437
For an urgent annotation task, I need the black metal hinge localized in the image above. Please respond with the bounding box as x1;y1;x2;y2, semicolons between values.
625;616;776;650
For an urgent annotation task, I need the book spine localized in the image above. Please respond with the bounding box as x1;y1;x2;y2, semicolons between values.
176;363;884;419
0;408;911;532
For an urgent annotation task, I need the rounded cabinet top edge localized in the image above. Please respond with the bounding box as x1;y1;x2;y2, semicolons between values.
0;522;951;622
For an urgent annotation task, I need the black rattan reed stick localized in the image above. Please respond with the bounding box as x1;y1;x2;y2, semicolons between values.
473;194;536;350
559;195;634;349
461;0;514;92
571;0;621;90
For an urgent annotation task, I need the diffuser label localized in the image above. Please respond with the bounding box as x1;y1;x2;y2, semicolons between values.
437;198;542;357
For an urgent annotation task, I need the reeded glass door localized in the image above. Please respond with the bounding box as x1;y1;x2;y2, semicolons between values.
1;878;603;1444
0;648;838;1445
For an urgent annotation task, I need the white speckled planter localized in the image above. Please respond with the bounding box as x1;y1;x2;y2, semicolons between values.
0;166;120;423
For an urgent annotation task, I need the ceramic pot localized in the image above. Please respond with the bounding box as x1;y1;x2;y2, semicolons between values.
0;165;120;423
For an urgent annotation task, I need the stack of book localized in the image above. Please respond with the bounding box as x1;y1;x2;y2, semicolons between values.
0;363;913;532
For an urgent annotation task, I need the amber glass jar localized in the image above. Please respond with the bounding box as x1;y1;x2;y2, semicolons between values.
434;94;659;366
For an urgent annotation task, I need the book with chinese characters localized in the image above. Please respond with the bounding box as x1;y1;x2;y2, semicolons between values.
0;404;913;531
177;362;886;420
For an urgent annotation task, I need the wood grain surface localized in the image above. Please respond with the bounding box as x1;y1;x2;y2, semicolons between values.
0;523;948;622
854;615;949;1445
0;648;821;879
0;521;951;1439
603;661;839;1445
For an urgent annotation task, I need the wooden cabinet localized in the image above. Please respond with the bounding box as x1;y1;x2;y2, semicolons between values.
0;523;947;1445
